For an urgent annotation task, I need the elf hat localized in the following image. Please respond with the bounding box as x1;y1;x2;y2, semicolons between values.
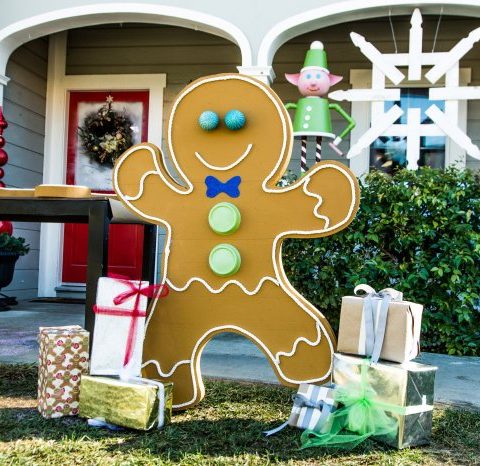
301;41;329;73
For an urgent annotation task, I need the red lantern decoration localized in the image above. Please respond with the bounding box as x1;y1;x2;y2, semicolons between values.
0;107;8;131
0;167;4;179
0;220;13;236
0;149;7;167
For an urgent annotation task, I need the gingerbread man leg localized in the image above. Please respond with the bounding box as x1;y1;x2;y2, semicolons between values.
142;280;335;409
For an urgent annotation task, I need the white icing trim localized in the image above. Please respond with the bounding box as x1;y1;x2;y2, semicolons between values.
142;359;190;378
194;143;253;171
302;178;329;226
145;322;330;410
114;144;193;196
124;170;160;201
112;75;359;409
166;276;279;295
274;322;323;363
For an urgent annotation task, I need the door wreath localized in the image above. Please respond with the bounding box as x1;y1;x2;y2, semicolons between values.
78;95;134;166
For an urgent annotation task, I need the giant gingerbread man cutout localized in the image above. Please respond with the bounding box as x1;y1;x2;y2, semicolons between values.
113;74;360;409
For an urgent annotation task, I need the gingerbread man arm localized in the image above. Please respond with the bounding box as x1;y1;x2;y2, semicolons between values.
269;160;360;238
113;142;190;226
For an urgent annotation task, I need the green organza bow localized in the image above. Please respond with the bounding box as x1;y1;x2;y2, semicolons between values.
300;360;398;450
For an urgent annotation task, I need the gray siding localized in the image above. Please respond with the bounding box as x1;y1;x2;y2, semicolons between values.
272;15;480;171
3;38;48;299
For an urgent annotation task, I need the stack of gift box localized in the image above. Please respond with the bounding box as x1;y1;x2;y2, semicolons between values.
37;276;172;431
37;278;436;448
269;284;437;450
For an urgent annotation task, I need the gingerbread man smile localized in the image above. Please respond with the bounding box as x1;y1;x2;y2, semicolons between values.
114;73;360;409
194;143;253;171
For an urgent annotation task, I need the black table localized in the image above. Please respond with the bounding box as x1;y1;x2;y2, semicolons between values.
0;197;156;335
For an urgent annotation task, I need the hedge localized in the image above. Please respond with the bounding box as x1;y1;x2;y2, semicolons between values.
282;167;480;356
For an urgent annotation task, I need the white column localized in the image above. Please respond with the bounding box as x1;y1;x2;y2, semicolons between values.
38;32;67;297
237;65;276;85
0;74;10;105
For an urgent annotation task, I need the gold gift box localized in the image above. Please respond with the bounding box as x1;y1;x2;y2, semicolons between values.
337;295;423;363
37;325;89;419
333;353;437;449
79;375;173;430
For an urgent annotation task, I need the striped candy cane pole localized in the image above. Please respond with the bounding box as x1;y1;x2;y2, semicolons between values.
315;136;322;164
301;136;308;174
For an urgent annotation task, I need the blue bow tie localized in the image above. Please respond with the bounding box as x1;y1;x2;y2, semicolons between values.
205;175;241;198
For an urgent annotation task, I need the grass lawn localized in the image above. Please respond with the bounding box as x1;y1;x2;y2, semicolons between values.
0;364;479;465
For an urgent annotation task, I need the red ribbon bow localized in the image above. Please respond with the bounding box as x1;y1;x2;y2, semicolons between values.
93;274;168;367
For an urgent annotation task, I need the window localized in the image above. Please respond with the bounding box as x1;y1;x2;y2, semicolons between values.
349;69;470;178
370;89;445;174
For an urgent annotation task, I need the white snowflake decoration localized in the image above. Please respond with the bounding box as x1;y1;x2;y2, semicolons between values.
329;9;480;169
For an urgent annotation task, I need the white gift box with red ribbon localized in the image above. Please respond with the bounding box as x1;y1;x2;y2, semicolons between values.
90;277;163;377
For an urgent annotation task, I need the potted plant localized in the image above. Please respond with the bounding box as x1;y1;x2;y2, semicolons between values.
0;231;29;310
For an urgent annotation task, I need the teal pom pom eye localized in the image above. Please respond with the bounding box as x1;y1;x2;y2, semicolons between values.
199;111;219;131
224;110;246;130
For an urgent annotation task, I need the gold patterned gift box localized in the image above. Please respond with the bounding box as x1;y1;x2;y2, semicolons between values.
37;326;89;419
79;375;173;430
333;353;437;449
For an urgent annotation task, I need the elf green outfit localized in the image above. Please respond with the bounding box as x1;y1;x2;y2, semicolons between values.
285;98;354;140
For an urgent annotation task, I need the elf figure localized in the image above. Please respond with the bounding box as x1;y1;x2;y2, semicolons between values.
285;41;355;173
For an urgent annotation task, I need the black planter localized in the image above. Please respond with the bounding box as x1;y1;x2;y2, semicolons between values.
0;251;19;288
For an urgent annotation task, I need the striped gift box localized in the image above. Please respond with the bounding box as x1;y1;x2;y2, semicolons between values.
289;383;336;431
264;383;337;436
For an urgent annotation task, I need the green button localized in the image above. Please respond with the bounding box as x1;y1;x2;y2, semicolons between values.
208;202;241;235
209;244;241;277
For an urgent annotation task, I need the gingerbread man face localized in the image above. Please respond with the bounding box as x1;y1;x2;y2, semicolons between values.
168;74;291;186
113;74;360;410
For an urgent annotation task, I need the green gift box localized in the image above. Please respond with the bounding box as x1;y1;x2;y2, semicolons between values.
79;375;173;430
333;353;437;449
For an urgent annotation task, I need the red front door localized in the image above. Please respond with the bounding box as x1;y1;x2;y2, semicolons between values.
62;90;150;283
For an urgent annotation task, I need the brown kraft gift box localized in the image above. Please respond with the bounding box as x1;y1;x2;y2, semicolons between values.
337;287;422;363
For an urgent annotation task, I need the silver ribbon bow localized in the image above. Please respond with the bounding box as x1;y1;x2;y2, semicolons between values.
354;284;403;364
263;389;335;437
292;393;325;410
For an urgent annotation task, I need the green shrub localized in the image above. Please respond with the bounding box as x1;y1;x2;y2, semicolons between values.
0;233;30;256
282;167;480;356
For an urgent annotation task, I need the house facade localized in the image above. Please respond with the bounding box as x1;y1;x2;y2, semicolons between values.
0;0;479;299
